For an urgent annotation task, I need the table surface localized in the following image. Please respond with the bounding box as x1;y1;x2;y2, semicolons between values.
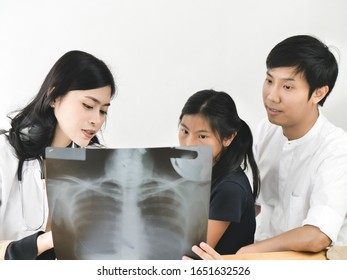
222;250;327;260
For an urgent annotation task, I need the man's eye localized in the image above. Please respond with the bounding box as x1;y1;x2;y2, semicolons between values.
199;135;207;139
284;85;292;90
100;110;108;116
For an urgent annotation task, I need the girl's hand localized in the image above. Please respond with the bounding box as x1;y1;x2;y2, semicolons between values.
182;242;222;260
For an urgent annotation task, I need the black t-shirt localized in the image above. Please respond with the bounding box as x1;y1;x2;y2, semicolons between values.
209;168;256;255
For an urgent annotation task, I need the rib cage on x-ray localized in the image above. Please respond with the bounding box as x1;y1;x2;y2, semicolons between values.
46;147;211;260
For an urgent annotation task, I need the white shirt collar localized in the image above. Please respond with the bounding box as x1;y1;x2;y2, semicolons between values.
284;113;325;147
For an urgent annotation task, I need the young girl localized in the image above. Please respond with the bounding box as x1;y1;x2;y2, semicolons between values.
0;50;116;259
178;89;260;255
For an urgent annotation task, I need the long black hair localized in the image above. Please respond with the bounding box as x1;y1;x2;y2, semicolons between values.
2;50;116;163
179;89;260;200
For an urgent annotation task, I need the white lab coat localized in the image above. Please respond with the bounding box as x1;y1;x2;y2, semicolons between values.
0;134;48;242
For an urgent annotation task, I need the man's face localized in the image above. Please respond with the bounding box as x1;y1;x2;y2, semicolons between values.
262;66;319;140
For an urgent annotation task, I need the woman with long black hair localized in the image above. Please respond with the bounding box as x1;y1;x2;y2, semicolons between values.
0;50;116;259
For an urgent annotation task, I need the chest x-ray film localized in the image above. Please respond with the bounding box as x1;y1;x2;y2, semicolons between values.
45;146;212;260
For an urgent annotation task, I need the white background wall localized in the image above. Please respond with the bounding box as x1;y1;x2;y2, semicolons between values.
1;0;346;148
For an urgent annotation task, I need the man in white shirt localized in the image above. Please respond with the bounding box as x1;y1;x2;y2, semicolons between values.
185;35;347;260
243;35;347;254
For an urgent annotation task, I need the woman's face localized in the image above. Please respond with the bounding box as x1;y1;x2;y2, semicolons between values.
178;114;225;164
52;86;111;147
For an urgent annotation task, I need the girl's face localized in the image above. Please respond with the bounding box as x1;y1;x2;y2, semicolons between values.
179;114;232;164
52;86;111;147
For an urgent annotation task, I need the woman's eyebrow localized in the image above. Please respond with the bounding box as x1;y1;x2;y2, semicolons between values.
85;96;111;106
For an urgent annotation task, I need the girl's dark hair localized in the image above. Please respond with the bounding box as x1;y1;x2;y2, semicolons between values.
2;50;116;162
179;89;260;200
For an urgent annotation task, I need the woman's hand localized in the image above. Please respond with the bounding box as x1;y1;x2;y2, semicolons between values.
37;231;54;256
182;242;222;260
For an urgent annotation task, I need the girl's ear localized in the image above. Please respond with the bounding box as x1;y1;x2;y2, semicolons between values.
223;132;237;148
312;85;329;104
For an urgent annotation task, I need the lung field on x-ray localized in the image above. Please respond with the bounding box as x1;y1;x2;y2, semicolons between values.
46;147;211;260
